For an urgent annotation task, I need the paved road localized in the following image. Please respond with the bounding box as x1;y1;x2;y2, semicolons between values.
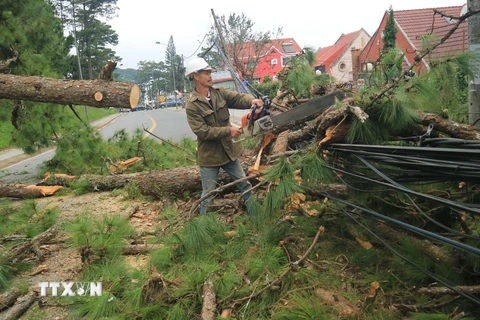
0;107;248;184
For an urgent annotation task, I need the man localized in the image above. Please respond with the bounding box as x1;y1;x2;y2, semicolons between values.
185;57;263;215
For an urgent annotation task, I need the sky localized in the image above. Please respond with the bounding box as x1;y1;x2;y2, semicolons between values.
108;0;468;70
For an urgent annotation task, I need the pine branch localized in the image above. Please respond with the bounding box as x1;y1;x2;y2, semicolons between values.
188;173;262;217
228;225;325;308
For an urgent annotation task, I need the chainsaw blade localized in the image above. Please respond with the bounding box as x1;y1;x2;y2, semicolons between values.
271;91;345;133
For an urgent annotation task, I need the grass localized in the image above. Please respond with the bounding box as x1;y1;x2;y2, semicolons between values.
0;106;115;151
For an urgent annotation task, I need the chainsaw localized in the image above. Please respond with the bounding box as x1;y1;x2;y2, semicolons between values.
235;91;345;142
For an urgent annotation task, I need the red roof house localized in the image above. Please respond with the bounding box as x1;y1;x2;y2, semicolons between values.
357;5;468;75
223;38;303;84
314;29;371;84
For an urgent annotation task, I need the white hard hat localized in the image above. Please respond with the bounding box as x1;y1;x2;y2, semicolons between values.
185;57;216;79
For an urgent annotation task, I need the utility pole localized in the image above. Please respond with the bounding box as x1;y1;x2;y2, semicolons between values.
211;9;241;93
468;0;480;127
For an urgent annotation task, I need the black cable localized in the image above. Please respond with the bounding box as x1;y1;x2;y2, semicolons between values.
325;165;480;216
315;193;480;256
355;155;473;237
341;208;480;306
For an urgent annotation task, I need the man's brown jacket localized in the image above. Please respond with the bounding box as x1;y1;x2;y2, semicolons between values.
186;86;253;167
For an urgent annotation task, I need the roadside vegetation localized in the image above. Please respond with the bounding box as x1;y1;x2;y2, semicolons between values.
1;2;479;320
0;104;116;152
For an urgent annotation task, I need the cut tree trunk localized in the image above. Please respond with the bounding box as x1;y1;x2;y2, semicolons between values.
8;226;57;263
201;281;217;320
0;291;37;320
0;73;140;109
0;183;62;199
30;166;349;200
0;288;22;312
418;285;480;295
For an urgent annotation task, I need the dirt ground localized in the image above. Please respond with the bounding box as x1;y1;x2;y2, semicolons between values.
2;191;165;320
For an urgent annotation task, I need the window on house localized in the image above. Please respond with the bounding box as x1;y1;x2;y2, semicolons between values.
281;56;292;67
339;62;347;72
271;58;278;65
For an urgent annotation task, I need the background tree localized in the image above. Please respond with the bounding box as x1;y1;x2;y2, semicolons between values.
0;0;74;153
383;6;397;53
76;0;119;79
164;36;185;93
49;0;120;79
209;12;282;82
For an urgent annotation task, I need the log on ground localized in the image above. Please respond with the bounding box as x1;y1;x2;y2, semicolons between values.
0;73;140;109
38;167;241;200
0;183;62;199
0;291;37;320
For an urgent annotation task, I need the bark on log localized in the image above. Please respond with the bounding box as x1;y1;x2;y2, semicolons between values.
0;183;62;199
38;167;237;199
0;73;140;109
137;167;239;199
36;166;348;200
201;281;217;320
418;111;480;140
8;226;57;263
0;288;21;312
0;291;37;320
122;244;163;255
418;285;480;295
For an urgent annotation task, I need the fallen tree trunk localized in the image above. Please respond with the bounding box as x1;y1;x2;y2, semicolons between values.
0;183;62;199
0;291;37;320
0;73;140;109
0;288;22;312
8;226;57;263
201;281;217;320
418;285;480;295
35;166;349;200
418;111;480;140
37;167;238;199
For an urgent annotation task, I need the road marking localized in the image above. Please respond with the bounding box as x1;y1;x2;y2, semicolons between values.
142;112;157;139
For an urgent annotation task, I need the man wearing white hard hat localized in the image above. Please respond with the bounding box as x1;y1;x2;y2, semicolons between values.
185;57;263;215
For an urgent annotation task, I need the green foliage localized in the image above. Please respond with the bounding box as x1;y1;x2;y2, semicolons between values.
0;199;57;239
178;214;228;256
346;115;391;144
65;213;134;260
252;79;281;100
420;53;472;122
383;6;397;53
0;254;14;290
295;148;335;186
149;247;173;270
41;124;197;176
75;293;121;319
247;246;287;281
0;0;70;77
282;48;317;97
272;292;330;320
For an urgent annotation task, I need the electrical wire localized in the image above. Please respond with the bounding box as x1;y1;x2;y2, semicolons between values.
340;208;480;306
354;155;480;239
325;164;480;216
184;14;214;60
318;193;480;256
